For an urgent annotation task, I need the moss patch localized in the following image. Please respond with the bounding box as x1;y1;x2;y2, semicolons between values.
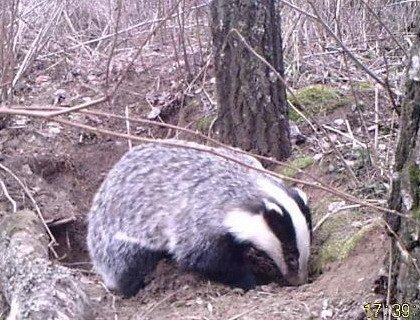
288;107;302;122
320;225;371;262
413;207;420;221
408;162;420;210
353;81;373;91
311;221;378;277
288;85;348;121
408;163;420;187
279;155;314;178
196;114;216;133
310;208;375;276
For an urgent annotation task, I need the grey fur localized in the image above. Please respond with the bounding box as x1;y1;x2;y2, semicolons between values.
87;140;310;297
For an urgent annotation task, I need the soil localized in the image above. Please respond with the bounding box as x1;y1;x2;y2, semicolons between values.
0;44;390;320
84;228;386;320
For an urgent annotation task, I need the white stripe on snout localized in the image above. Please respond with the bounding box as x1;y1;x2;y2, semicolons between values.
223;208;288;277
113;231;142;244
257;178;311;282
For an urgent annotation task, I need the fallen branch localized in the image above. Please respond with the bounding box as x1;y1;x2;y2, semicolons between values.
0;162;57;249
0;210;93;319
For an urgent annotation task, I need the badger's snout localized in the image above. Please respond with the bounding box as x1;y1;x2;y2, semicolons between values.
284;271;308;286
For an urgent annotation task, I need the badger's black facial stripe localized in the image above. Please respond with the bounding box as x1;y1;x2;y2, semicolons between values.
288;189;312;235
262;204;299;271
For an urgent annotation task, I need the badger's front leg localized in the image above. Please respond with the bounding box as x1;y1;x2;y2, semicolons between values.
177;233;257;290
93;240;165;298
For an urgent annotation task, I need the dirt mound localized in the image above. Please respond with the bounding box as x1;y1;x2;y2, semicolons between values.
81;226;385;320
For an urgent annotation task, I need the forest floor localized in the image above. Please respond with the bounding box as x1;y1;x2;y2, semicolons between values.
0;41;393;320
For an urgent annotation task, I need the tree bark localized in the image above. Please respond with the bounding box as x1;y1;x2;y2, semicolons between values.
0;210;93;320
210;0;290;161
387;8;420;314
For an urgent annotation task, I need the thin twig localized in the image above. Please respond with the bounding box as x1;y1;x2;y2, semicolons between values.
47;96;107;117
360;0;408;57
12;2;64;88
323;124;366;149
0;105;417;225
0;106;415;225
46;216;77;228
287;100;318;134
229;28;360;186
308;1;388;89
111;0;184;97
344;120;356;149
7;104;326;186
0;163;58;251
227;307;257;320
0;179;17;213
374;85;380;150
125;106;132;150
386;238;393;320
314;204;361;232
382;218;420;276
105;0;123;90
141;288;182;318
280;0;317;19
39;3;209;59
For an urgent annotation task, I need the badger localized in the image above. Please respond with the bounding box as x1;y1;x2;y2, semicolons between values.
87;140;311;297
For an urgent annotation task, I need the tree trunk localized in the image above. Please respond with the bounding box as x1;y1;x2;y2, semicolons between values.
387;8;420;314
0;210;93;319
210;0;290;161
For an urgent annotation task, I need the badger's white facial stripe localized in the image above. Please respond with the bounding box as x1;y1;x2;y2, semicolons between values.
113;231;142;244
223;208;288;276
293;187;308;205
256;178;311;278
263;199;284;215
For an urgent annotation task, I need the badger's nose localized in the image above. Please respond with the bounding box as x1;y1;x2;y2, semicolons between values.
285;273;308;286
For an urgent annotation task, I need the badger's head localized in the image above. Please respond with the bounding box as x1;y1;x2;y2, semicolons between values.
223;178;312;286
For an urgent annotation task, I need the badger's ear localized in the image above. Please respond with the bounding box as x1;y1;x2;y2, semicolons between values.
292;188;308;206
262;199;284;216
